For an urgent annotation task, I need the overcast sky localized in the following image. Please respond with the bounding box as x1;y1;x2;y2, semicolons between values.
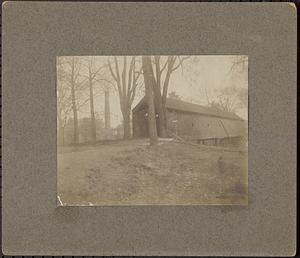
59;55;248;127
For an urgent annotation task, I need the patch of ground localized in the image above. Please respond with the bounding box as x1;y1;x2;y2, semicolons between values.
58;139;248;205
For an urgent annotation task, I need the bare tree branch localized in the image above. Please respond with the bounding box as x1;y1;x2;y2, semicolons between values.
171;56;190;72
107;58;118;81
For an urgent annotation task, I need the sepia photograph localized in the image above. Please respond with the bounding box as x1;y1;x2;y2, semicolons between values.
57;55;248;206
2;2;297;256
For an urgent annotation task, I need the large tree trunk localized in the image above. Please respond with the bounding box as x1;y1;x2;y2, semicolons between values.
119;98;131;139
151;57;174;138
152;56;166;137
161;68;172;135
89;77;97;142
107;56;141;141
153;86;167;138
122;108;131;139
142;56;158;146
153;56;167;138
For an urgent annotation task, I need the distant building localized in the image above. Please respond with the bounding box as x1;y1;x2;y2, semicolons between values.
132;98;247;147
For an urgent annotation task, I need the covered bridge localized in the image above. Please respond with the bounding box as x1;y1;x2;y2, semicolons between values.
132;98;247;147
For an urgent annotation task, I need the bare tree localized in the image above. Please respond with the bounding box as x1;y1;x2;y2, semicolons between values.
57;59;72;145
151;56;190;137
108;56;142;139
210;85;248;114
229;56;248;74
58;56;89;144
142;56;158;146
81;57;106;142
70;57;81;143
212;86;239;113
211;56;248;114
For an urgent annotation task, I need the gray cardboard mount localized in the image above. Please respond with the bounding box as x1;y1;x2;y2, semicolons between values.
2;2;297;256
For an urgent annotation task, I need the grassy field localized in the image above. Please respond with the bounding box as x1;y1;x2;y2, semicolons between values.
57;139;248;205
